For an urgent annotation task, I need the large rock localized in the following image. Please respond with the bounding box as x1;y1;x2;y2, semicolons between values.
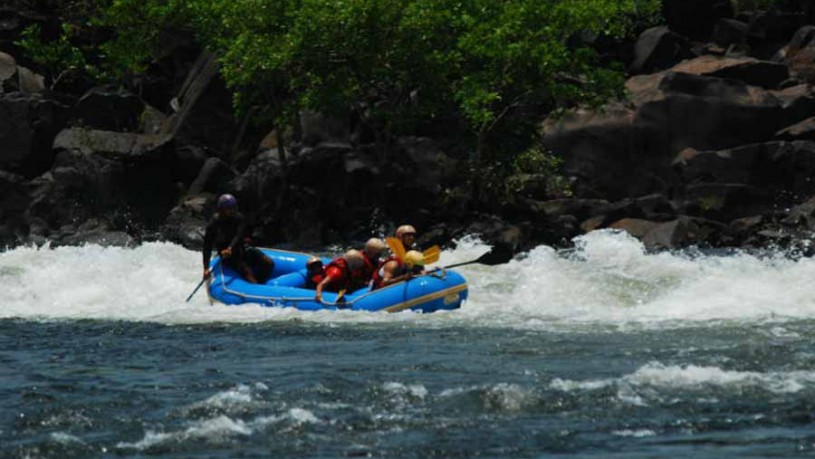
675;141;815;193
636;72;815;154
776;117;815;141
663;0;734;40
670;55;789;88
0;92;67;177
713;19;749;48
631;26;691;74
673;141;815;220
543;118;670;200
296;110;351;149
778;26;815;83
394;136;458;195
160;195;211;248
53;128;172;161
73;86;145;131
187;157;235;196
641;217;723;250
0;170;30;246
0;51;15;91
28;147;177;236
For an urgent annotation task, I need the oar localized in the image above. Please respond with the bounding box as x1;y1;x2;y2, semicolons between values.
437;246;514;270
422;245;441;264
186;257;221;302
385;237;406;261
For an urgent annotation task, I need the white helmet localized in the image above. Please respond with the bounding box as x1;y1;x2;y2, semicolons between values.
395;225;417;238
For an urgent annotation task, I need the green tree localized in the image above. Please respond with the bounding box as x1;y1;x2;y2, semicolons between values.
21;0;661;201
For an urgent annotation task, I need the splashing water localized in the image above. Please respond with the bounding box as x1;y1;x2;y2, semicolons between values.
2;230;815;328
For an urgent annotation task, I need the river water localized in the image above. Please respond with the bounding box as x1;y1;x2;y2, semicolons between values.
2;231;815;458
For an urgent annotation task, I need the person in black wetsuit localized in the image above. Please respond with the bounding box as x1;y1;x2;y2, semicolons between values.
202;194;273;283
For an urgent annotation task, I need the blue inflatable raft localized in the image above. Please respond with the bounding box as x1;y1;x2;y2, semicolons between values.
207;248;468;313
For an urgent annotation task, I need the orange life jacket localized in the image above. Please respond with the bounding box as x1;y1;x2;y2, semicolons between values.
352;253;379;290
323;257;367;292
305;270;325;289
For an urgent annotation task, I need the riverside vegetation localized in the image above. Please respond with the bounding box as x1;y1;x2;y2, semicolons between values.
1;0;815;255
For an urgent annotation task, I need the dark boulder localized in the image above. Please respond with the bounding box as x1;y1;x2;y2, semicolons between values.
713;19;749;48
641;217;723;250
296;110;351;150
73;86;145;131
394;136;459;195
187;157;235;196
171;144;208;184
609;218;661;239
52;128;172;161
747;11;807;43
29;140;178;236
674;141;815;198
677;183;775;222
0;92;67;177
544;116;670;200
160;195;210;249
0;170;30;247
631;26;691;74
776;25;815;83
637;73;814;154
670;55;789;89
663;0;734;40
776;117;815;141
0;51;15;91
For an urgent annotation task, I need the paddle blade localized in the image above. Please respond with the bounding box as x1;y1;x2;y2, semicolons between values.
385;237;406;262
422;245;441;264
477;244;514;266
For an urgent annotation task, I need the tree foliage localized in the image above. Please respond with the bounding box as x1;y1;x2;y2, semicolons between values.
19;0;661;172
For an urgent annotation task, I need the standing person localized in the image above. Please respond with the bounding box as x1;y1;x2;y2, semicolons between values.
314;249;365;303
202;194;274;284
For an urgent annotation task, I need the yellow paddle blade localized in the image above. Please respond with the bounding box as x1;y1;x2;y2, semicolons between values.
386;237;406;262
422;245;441;264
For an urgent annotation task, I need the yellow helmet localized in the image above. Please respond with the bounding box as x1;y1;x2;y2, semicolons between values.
395;225;417;238
344;249;365;270
404;250;425;269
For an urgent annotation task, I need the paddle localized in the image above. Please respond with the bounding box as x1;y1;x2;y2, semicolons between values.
385;237;406;262
435;246;514;270
385;238;440;265
186;257;221;302
422;245;441;264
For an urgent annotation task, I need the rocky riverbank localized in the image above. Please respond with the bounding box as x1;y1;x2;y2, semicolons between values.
2;2;815;256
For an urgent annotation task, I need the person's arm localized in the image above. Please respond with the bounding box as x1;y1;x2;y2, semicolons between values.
202;222;215;278
228;214;247;252
315;266;342;302
380;261;413;288
315;276;332;303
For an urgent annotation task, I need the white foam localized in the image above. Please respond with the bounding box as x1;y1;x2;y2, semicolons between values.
117;415;251;451
481;383;533;412
252;408;321;429
550;362;815;395
612;429;656;438
4;231;815;328
49;432;86;445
